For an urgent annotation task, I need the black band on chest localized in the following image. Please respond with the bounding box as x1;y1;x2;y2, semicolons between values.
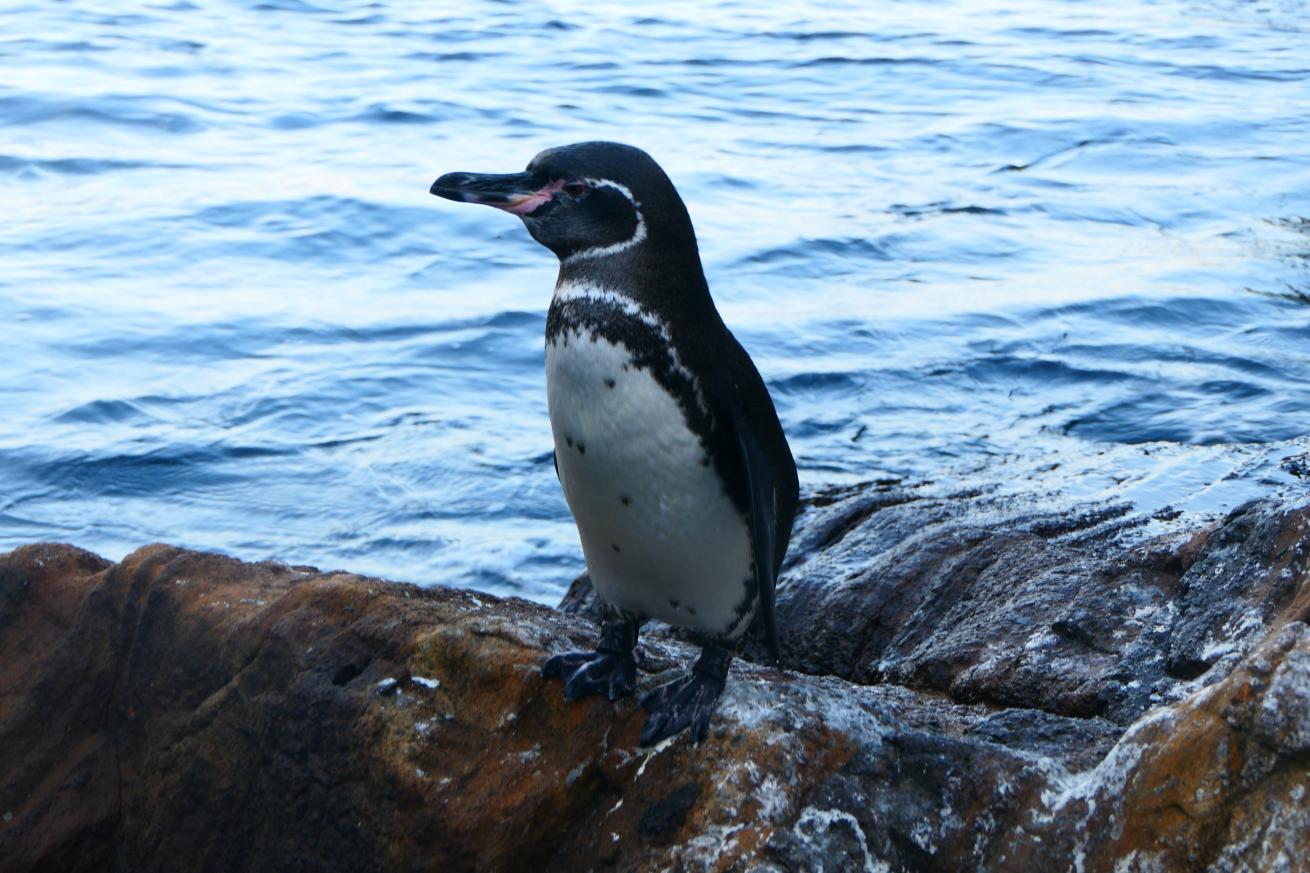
548;295;711;438
547;293;751;522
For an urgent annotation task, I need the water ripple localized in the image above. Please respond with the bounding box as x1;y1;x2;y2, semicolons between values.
1;0;1308;599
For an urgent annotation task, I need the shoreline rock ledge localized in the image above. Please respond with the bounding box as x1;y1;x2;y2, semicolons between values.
2;489;1308;872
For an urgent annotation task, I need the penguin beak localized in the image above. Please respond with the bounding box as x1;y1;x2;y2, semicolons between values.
430;171;562;216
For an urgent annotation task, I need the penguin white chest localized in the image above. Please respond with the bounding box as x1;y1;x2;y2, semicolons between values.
545;327;754;637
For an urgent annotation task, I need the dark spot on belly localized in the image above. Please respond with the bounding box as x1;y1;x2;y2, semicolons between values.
612;543;621;552
605;377;616;388
577;443;586;455
621;364;629;372
686;606;696;616
620;495;631;506
565;435;574;448
668;598;680;608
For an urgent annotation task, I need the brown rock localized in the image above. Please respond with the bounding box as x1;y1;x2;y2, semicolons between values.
0;542;879;872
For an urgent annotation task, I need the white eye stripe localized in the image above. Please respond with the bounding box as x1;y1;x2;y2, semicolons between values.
564;215;647;263
582;177;639;206
562;177;647;264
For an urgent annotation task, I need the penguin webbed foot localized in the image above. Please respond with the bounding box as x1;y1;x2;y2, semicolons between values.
639;643;733;746
542;649;636;700
542;618;638;701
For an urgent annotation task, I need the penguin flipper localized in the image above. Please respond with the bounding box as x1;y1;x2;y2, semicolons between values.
731;407;782;664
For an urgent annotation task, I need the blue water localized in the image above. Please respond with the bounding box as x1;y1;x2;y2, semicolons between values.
3;0;1309;601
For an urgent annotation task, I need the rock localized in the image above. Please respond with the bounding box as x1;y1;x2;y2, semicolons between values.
1;491;1308;872
566;488;1309;727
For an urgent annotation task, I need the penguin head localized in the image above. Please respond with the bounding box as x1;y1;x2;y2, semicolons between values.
431;141;694;263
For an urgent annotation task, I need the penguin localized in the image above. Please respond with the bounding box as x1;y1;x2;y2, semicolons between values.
430;142;798;745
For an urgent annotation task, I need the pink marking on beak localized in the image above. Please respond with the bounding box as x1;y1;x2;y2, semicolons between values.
500;179;567;215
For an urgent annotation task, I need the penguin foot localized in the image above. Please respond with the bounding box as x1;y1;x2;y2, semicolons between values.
542;619;638;701
638;643;733;746
542;650;636;700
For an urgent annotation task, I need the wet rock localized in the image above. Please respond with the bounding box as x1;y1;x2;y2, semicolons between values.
998;621;1310;872
1;489;1307;872
1166;500;1309;678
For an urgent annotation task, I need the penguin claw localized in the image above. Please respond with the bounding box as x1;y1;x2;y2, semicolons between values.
542;649;636;701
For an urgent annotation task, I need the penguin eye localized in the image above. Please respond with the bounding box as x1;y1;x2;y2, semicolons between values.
562;181;590;198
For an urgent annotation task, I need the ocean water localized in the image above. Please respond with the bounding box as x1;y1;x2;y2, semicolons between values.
3;0;1309;601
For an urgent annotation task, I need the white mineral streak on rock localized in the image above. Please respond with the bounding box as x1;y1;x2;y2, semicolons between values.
792;807;888;873
635;735;679;779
